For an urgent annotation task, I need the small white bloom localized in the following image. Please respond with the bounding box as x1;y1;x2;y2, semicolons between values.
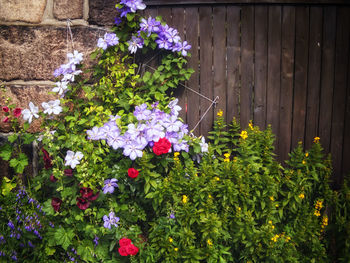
42;100;62;115
52;81;69;95
22;102;39;124
67;50;83;65
64;150;84;169
200;137;209;153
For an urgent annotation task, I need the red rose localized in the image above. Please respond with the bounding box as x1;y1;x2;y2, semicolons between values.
64;169;73;177
125;244;139;256
13;108;22;118
118;246;128;256
51;197;62;212
2;106;9;112
76;197;90;210
50;174;57;182
128;168;139;179
119;238;132;247
42;148;53;169
2;117;9;123
153;137;171;155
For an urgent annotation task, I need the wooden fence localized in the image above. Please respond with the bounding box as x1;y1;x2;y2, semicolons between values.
142;0;350;187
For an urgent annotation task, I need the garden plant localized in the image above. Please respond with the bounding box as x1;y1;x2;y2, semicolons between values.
0;0;345;262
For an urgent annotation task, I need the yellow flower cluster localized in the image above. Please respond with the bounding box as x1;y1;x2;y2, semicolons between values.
207;239;213;246
314;200;323;217
182;195;188;204
271;234;279;242
320;215;328;232
249;121;254;130
174;152;180;162
271;233;291;243
169;237;173;243
240;130;248;140
269;196;274;201
314;136;320;143
224;153;230;162
299;193;305;199
217;110;223;117
268;220;275;229
214;176;220;181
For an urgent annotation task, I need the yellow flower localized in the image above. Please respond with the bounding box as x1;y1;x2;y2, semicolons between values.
240;130;248;140
314;137;320;143
182;195;188;204
207;239;213;246
271;225;275;229
302;160;306;165
249;122;253;130
224;158;230;162
174;247;178;252
214;176;220;181
237;207;241;211
224;153;230;158
174;152;180;157
314;210;321;217
208;194;212;199
271;234;279;242
269;196;274;201
299;193;305;199
268;220;272;225
285;236;291;242
322;216;328;227
305;152;309;157
217;110;223;117
169;237;173;243
315;200;323;210
194;173;198;177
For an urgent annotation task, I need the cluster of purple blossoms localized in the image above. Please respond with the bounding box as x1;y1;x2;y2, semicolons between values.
117;0;146;19
136;16;191;56
86;99;189;160
97;32;120;50
102;178;118;194
53;50;83;97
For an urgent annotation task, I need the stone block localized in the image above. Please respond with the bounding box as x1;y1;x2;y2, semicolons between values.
0;26;102;81
0;0;47;23
0;85;56;132
88;0;118;26
54;0;84;20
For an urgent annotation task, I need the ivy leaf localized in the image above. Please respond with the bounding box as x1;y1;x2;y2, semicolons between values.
0;143;12;161
54;227;75;250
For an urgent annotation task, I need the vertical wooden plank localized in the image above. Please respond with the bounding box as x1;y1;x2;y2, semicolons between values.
172;7;187;122
266;6;282;152
331;7;350;187
342;51;350;177
318;7;336;154
226;6;241;124
199;6;213;136
305;7;322;150
186;7;200;134
158;6;172;25
279;6;295;163
213;6;226;123
143;7;158;70
254;5;268;130
291;7;309;150
240;5;254;128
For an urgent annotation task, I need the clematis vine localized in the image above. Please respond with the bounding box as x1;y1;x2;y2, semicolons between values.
103;212;120;229
42;100;62;115
103;179;118;194
64;150;84;169
22;102;39;124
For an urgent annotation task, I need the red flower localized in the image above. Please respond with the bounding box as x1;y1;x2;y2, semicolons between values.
119;238;132;247
2;117;9;123
64;169;73;177
128;168;139;179
125;244;139;256
2;106;9;112
118;246;128;256
79;187;99;201
50;174;57;182
42;148;53;169
51;197;62;212
13;108;22;118
153;137;171;155
76;197;90;210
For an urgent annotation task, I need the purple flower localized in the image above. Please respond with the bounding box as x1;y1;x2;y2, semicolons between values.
128;36;144;54
97;33;119;50
169;213;175;219
28;241;35;248
103;178;118;194
123;143;143;160
99;122;119;140
8;221;14;230
67;50;83;65
174;41;191;56
103;212;120;229
94;235;99;247
165;28;181;44
164;115;183;133
118;6;131;17
145;121;165;142
107;131;125;150
134;103;151;120
86;127;103;140
122;0;146;13
115;17;122;25
156;36;171;50
140;17;160;35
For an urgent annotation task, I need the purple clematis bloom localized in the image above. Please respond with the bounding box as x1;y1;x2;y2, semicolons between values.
103;212;120;229
122;0;146;13
103;178;118;194
123;142;143;160
165;28;181;44
134;103;151;120
128;36;144;54
140;17;160;35
156;36;172;50
97;33;119;50
107;131;125;150
174;41;192;56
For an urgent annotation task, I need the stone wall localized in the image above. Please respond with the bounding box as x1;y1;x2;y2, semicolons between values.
0;0;117;177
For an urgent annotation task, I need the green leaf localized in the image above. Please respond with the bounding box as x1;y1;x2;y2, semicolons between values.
8;134;18;143
9;153;28;174
54;227;75;250
0;144;12;161
1;177;16;196
45;246;56;256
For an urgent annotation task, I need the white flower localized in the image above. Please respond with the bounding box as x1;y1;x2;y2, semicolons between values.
52;81;69;95
127;36;143;54
67;50;83;65
64;150;84;169
22;102;39;124
42;100;62;115
199;137;208;153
